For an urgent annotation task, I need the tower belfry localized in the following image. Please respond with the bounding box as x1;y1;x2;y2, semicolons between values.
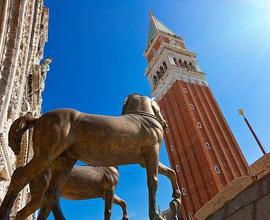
144;13;248;220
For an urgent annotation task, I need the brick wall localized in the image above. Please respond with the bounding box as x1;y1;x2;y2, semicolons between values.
159;81;248;220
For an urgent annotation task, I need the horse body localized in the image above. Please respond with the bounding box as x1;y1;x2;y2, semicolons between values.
33;108;163;166
61;166;119;200
0;94;173;220
34;164;128;220
22;157;127;220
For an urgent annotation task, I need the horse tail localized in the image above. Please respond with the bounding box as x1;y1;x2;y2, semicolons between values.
8;112;38;155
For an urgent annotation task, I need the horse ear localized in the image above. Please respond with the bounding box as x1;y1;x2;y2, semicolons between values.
123;97;128;106
121;97;128;115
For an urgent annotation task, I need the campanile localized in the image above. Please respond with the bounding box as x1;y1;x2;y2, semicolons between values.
144;12;249;220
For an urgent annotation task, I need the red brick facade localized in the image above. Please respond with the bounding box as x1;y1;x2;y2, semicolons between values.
146;34;185;63
158;81;248;219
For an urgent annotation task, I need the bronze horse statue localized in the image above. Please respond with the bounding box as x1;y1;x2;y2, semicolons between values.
15;160;180;220
15;158;179;220
34;164;129;220
11;148;179;220
0;94;181;220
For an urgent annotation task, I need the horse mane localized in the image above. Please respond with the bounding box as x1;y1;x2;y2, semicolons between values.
127;93;143;97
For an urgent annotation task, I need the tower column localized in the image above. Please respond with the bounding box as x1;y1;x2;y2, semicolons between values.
144;12;248;220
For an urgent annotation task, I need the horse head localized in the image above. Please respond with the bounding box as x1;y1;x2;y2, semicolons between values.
122;93;168;128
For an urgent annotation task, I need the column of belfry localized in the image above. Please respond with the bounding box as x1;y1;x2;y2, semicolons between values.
0;0;50;218
144;12;248;220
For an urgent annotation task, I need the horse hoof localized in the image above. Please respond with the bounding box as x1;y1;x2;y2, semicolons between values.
122;216;128;220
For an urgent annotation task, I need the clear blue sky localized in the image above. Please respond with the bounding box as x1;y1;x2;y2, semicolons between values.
43;0;270;219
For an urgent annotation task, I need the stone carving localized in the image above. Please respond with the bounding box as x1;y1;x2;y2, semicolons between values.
0;0;50;218
0;94;181;220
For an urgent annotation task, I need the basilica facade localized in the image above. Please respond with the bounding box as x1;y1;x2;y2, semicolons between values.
0;0;50;218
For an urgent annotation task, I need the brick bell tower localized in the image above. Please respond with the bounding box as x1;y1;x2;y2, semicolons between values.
144;12;249;220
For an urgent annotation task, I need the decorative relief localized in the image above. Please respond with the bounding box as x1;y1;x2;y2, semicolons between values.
0;1;49;218
7;0;35;121
0;0;21;122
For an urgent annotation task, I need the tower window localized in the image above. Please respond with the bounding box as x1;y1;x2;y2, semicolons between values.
176;164;180;172
179;59;184;67
215;165;221;174
189;213;193;220
159;66;164;75
205;142;211;149
182;187;186;196
170;145;174;151
157;70;162;79
189;62;196;71
190;104;195;109
153;75;158;85
173;57;179;66
163;61;167;71
184;60;189;70
183;88;188;93
197;122;202;128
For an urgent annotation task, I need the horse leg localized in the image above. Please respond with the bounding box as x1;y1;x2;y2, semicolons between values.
104;188;114;220
144;145;164;220
37;197;52;220
141;162;181;199
0;155;54;219
15;169;52;220
158;162;181;199
113;194;128;220
47;156;76;220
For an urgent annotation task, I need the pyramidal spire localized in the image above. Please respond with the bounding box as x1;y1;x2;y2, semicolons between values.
147;11;176;46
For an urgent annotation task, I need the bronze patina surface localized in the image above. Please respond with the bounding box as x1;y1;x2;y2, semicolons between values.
0;94;180;220
35;164;128;220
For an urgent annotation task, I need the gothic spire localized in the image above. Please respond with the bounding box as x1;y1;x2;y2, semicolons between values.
147;11;176;46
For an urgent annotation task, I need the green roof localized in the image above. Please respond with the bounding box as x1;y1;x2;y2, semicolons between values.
147;12;176;46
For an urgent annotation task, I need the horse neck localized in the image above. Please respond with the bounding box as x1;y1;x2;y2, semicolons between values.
122;105;153;115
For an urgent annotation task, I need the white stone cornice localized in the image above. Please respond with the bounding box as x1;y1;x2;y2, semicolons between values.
151;69;208;100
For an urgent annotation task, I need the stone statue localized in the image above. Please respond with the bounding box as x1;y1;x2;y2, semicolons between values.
0;94;181;220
